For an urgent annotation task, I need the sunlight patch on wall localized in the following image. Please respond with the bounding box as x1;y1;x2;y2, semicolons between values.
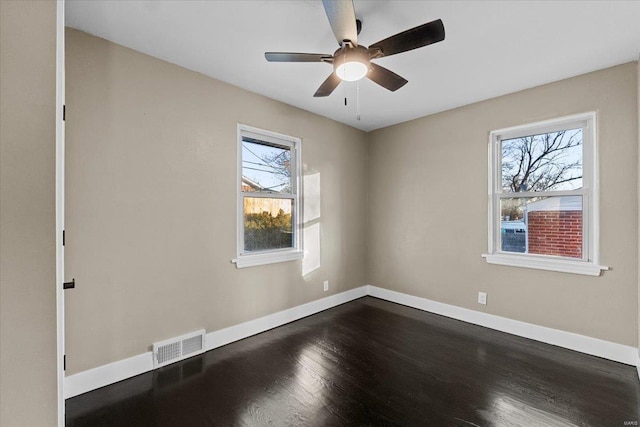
303;172;320;222
302;172;321;277
303;222;321;277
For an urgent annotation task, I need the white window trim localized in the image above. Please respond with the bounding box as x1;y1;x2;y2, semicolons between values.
483;112;608;276
232;124;303;269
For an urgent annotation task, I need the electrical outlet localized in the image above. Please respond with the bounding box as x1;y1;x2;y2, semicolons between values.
323;280;329;292
478;292;487;305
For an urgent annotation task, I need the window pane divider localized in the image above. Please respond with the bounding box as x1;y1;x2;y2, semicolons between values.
497;189;586;199
242;192;294;200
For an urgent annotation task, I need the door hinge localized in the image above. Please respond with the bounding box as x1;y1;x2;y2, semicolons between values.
64;355;66;371
63;278;75;289
63;105;65;121
62;230;65;246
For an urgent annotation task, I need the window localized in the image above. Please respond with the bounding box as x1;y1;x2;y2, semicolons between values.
233;124;303;268
484;112;607;276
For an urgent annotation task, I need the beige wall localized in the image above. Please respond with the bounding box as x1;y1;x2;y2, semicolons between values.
65;28;639;376
0;1;58;425
637;59;640;363
368;62;639;347
64;29;368;374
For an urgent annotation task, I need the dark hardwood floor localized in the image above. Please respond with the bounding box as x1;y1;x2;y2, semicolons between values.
66;297;640;426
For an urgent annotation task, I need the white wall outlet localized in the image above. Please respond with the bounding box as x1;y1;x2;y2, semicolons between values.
323;280;329;292
478;292;487;305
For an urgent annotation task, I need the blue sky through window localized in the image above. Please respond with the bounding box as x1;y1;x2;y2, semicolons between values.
242;139;291;193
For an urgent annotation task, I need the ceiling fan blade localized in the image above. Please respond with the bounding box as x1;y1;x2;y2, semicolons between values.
314;72;342;97
265;52;332;62
369;19;445;57
322;0;358;46
367;63;408;92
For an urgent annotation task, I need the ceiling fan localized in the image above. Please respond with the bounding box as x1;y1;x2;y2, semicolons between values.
265;0;445;97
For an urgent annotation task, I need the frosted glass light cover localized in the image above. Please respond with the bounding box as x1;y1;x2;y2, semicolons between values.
335;61;368;81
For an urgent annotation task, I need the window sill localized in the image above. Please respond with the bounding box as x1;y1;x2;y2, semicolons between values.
482;253;608;276
232;250;304;269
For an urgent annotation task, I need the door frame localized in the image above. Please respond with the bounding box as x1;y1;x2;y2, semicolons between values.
55;0;66;425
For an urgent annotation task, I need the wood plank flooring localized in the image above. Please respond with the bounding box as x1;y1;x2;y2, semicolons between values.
66;297;640;426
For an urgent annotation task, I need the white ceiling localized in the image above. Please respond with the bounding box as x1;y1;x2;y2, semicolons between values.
66;1;640;132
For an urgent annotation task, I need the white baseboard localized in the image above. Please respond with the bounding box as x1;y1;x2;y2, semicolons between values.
367;285;638;366
65;352;153;399
64;286;368;399
204;286;368;352
66;284;638;399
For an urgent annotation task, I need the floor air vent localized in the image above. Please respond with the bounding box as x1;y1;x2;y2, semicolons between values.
153;329;206;368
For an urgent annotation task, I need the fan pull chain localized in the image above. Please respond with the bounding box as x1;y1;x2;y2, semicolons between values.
343;52;348;106
356;80;361;121
344;79;348;106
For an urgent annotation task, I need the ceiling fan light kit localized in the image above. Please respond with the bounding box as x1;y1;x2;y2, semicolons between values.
264;0;445;97
334;44;369;81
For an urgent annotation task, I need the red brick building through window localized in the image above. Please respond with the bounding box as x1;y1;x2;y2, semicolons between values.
527;196;582;259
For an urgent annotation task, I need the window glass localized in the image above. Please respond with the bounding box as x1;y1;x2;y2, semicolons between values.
500;196;583;259
501;128;583;193
241;138;291;194
243;198;293;252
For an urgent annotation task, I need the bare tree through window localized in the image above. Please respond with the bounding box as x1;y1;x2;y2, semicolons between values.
501;129;583;193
